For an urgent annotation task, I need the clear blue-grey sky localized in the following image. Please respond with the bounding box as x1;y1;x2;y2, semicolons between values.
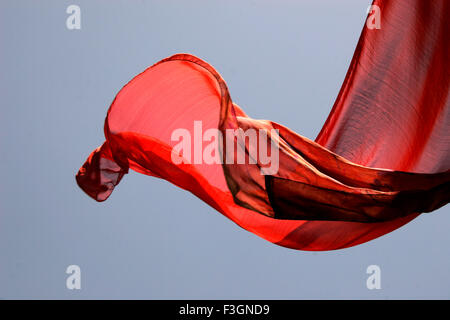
1;0;449;299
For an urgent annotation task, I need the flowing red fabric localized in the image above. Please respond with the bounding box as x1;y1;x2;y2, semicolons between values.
76;0;450;250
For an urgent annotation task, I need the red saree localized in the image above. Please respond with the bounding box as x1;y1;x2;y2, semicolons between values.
76;0;450;250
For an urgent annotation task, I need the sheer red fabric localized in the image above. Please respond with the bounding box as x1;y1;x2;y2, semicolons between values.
76;0;449;250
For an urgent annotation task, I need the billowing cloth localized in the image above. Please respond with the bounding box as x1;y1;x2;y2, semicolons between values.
76;0;449;250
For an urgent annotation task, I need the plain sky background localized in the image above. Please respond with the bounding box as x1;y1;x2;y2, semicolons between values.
1;0;449;299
